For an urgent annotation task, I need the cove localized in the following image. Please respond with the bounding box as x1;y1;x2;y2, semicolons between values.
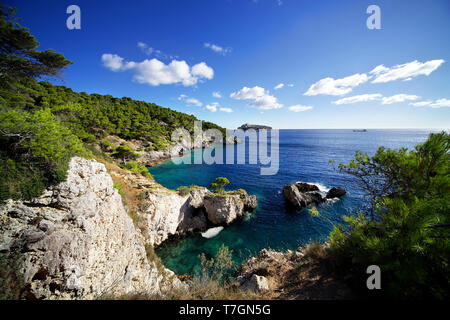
151;129;433;276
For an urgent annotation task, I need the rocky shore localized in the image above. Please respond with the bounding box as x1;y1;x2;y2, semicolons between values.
135;130;237;167
0;156;257;299
236;245;354;299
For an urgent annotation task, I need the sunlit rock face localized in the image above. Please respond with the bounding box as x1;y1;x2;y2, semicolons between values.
0;157;171;300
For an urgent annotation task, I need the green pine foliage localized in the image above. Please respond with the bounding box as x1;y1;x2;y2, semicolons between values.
208;177;230;193
329;131;450;299
0;7;226;201
0;108;85;201
0;6;72;87
1;79;226;145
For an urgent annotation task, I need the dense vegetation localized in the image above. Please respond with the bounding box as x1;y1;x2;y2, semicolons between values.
1;79;225;146
328;131;449;299
0;7;225;201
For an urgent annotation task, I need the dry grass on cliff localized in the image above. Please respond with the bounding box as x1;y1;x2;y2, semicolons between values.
110;276;263;300
239;243;355;300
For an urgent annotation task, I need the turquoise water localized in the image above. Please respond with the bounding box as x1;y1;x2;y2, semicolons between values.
150;129;434;276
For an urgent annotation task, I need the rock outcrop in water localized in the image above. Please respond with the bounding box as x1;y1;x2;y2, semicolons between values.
326;187;347;199
203;193;258;225
137;185;257;244
283;182;346;209
0;157;175;300
238;123;272;131
106;166;258;246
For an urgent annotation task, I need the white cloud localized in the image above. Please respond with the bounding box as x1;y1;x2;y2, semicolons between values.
101;54;214;86
431;98;450;108
212;91;222;98
288;105;313;112
382;94;420;105
410;98;450;108
101;54;124;72
304;73;369;96
204;102;232;113
274;83;284;90
137;42;154;55
137;42;176;60
191;62;214;79
177;94;202;107
230;86;282;110
205;102;218;112
370;59;445;83
303;59;444;98
204;43;232;55
333;93;383;105
287;84;294;87
230;86;266;100
186;98;202;107
250;94;283;110
409;101;433;107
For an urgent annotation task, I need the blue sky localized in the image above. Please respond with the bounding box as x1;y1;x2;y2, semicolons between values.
8;0;450;129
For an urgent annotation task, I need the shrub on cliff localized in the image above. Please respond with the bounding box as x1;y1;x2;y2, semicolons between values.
122;160;150;177
0;109;85;201
208;177;230;194
329;131;449;299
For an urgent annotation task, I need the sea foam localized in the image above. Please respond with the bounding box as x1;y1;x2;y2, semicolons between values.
201;226;224;239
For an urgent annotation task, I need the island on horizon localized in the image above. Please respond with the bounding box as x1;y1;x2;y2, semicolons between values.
238;123;272;131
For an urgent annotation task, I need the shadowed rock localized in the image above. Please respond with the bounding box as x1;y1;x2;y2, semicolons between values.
283;182;346;209
326;187;346;199
283;183;324;208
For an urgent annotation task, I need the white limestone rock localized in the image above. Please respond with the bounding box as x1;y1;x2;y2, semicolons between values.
0;157;172;300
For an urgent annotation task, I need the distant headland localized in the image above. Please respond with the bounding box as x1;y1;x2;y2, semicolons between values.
238;123;272;130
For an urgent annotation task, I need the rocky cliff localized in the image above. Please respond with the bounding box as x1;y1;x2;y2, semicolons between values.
0;155;258;299
114;171;258;246
0;157;175;300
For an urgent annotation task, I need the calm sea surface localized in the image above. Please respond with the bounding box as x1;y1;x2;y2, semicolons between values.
150;129;435;275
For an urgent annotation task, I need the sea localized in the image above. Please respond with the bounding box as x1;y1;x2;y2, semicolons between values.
150;129;436;276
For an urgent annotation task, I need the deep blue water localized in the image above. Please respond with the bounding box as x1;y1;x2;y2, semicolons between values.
150;129;434;276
